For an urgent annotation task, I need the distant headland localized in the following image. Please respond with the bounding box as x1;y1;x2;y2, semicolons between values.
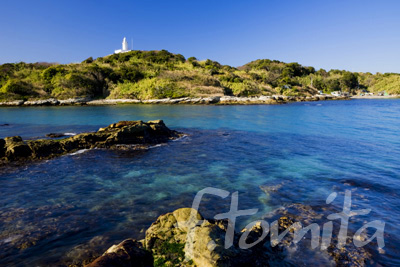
0;49;399;105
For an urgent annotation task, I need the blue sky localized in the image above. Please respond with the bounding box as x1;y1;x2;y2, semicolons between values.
0;0;399;73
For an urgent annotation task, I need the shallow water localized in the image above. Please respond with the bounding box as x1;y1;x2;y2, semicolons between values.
0;99;399;266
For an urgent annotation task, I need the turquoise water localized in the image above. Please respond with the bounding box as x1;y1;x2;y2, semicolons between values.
0;99;399;266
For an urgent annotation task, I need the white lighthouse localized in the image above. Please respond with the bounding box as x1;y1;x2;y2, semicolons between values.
115;37;131;54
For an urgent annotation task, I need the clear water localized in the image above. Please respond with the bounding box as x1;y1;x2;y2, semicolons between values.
0;100;399;266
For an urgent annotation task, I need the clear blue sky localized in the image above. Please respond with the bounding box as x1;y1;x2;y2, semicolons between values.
0;0;399;73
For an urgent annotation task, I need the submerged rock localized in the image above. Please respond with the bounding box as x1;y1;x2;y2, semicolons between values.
62;236;110;267
259;182;374;266
0;120;180;163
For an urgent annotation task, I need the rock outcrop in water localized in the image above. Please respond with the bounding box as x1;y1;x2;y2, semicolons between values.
85;205;374;267
86;208;275;267
0;120;180;163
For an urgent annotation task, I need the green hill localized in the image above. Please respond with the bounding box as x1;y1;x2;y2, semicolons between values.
0;50;399;101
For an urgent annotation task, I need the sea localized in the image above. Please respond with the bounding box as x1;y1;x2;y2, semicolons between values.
0;99;399;266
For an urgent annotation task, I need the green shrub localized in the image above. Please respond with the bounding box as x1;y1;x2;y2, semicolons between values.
0;79;35;96
42;66;66;83
370;74;400;94
117;66;144;82
221;80;261;96
110;78;189;99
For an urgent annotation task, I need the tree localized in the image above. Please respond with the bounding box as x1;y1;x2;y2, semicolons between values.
326;79;341;92
313;77;326;91
341;72;358;93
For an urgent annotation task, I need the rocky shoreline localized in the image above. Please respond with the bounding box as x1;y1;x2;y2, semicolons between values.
0;120;180;164
0;95;349;107
350;95;399;99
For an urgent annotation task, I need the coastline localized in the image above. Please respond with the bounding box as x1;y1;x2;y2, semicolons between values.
0;95;350;107
350;95;399;99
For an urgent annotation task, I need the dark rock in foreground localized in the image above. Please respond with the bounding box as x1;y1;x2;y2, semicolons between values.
0;120;180;163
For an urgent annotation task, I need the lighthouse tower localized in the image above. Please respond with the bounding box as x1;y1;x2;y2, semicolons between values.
122;37;128;51
115;37;131;54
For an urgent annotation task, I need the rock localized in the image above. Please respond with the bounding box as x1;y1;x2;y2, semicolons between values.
146;208;227;266
4;136;23;143
147;120;172;136
87;99;142;105
28;139;64;159
46;133;67;138
4;136;32;160
186;220;241;267
59;97;91;105
0;138;5;157
0;120;179;163
90;207;294;267
23;98;60;106
103;121;152;145
145;208;203;249
144;208;268;267
260;181;374;266
202;96;220;104
6;100;25;106
85;239;153;267
59;134;91;151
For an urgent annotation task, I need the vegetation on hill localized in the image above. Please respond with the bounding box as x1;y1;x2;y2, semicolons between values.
0;50;399;101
